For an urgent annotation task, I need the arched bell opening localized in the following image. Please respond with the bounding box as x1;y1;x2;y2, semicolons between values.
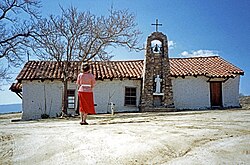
151;40;162;53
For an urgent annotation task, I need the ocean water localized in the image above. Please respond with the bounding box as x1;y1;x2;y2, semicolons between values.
0;104;22;114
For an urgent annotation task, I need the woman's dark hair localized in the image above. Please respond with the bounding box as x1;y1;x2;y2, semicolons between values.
81;62;90;72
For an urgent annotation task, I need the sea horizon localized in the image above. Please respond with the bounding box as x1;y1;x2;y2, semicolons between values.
0;103;22;114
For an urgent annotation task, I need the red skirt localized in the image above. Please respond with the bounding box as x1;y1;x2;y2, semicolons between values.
78;92;96;114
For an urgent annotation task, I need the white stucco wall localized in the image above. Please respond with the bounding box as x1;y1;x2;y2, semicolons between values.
22;80;63;120
68;79;141;114
93;79;141;113
172;76;241;109
222;76;240;107
172;76;210;109
21;75;241;120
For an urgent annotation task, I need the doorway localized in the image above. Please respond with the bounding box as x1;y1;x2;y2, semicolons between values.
210;82;222;107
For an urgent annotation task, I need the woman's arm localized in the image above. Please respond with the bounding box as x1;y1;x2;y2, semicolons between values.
91;74;96;89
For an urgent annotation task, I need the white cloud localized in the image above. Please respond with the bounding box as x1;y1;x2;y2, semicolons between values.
168;40;176;49
180;50;219;57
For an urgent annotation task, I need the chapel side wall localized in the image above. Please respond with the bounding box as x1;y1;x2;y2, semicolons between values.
172;76;210;109
222;76;241;107
93;79;141;113
22;80;63;120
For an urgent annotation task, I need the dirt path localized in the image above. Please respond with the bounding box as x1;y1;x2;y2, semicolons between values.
1;109;250;165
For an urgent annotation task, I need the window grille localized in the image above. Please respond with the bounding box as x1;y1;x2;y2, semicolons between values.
67;90;75;109
124;87;136;106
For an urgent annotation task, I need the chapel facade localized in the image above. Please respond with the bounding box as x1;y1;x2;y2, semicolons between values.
10;23;244;120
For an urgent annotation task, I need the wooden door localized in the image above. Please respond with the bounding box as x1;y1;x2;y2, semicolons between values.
210;82;222;107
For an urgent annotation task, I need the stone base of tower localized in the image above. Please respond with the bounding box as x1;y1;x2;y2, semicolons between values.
140;104;175;112
142;107;176;112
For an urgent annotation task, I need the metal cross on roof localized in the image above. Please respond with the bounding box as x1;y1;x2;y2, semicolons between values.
151;19;162;32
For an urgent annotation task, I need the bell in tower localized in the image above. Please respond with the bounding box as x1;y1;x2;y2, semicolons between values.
154;44;159;52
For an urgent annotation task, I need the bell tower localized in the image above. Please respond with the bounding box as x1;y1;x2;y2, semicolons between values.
141;20;174;112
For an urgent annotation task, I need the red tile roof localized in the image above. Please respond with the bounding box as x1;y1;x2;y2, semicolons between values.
9;82;22;93
15;56;243;82
16;60;144;81
170;56;244;78
10;56;244;93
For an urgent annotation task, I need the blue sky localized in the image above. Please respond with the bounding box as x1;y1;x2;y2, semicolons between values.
0;0;249;105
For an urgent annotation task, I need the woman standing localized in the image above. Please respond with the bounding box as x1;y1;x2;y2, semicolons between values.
76;62;96;125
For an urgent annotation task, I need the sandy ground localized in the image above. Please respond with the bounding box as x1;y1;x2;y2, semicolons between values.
1;109;250;165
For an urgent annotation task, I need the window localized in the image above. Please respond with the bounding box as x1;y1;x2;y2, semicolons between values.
125;87;137;106
67;90;75;109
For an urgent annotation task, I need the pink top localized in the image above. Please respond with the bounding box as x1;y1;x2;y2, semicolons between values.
76;72;96;92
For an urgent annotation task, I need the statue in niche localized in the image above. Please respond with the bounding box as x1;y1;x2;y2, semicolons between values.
155;75;162;93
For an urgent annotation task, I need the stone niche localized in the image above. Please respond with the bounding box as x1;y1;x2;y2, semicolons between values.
153;95;162;107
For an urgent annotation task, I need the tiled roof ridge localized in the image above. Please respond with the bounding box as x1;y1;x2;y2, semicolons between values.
26;59;144;62
92;59;143;62
25;56;221;62
26;56;236;62
169;55;219;60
